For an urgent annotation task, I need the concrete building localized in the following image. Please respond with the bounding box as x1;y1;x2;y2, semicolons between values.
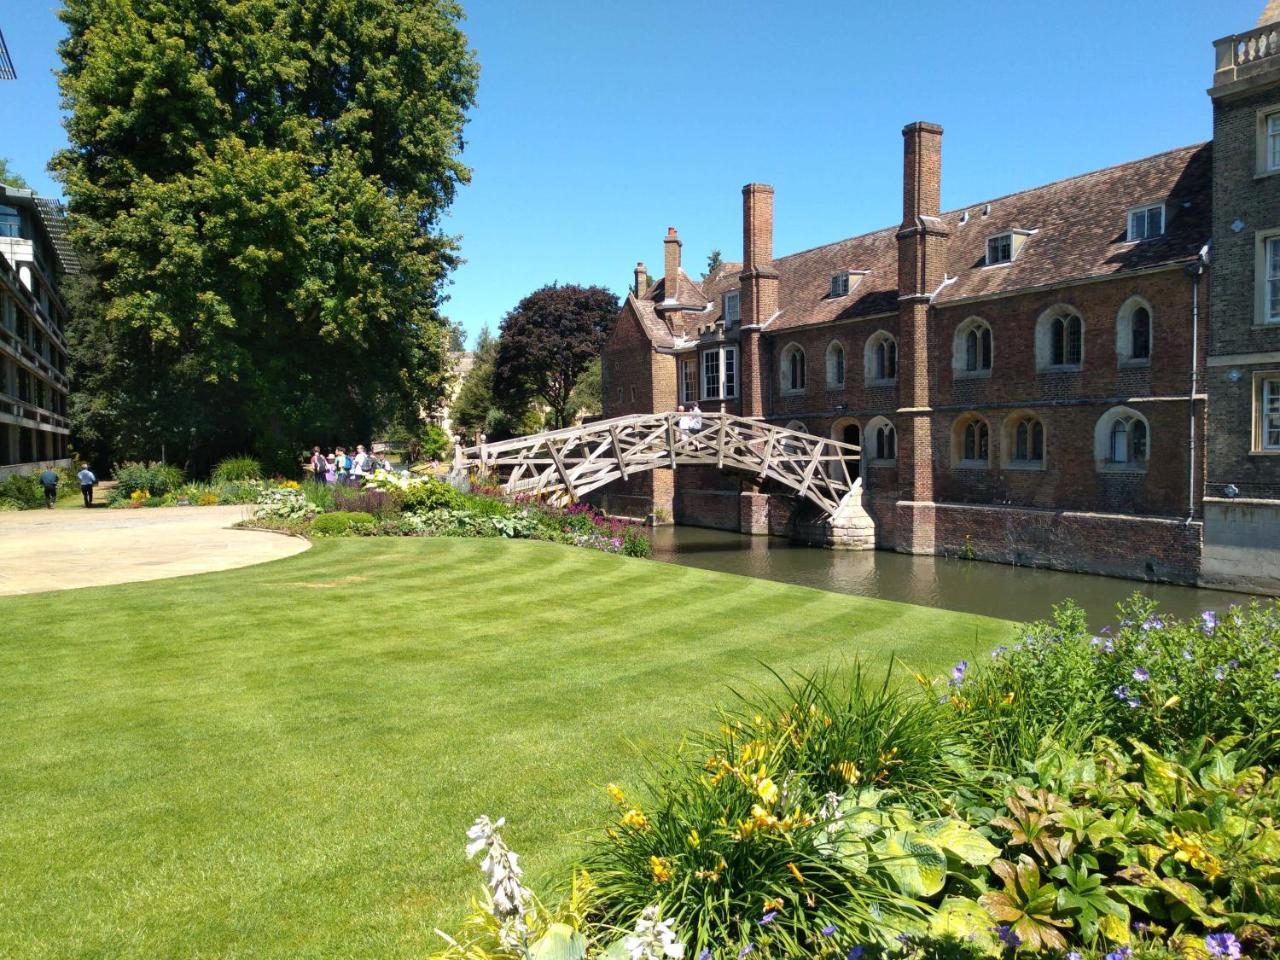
600;7;1280;591
0;187;76;478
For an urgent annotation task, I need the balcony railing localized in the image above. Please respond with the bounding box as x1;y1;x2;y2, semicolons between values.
1215;23;1280;87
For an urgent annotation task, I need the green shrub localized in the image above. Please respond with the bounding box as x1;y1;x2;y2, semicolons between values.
111;461;185;501
300;478;337;512
959;596;1280;767
401;476;465;512
0;474;43;509
253;487;314;521
310;511;375;536
210;455;263;484
622;525;651;558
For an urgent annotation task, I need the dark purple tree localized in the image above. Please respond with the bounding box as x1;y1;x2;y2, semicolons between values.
493;283;619;430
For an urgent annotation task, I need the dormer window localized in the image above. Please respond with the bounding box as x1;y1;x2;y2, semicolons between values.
986;233;1013;265
723;290;740;328
830;272;850;297
1127;203;1165;242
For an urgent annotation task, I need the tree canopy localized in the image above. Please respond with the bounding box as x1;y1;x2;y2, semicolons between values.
0;158;28;189
492;284;618;431
54;0;479;473
451;327;538;441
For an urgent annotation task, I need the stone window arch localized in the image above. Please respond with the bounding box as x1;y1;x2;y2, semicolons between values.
953;317;993;377
780;343;806;394
1001;410;1046;469
825;339;846;388
1035;305;1084;370
865;415;897;463
952;412;992;468
1116;296;1153;366
865;331;898;385
1094;405;1149;471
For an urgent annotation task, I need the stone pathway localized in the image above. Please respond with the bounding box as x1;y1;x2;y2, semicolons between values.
0;504;309;596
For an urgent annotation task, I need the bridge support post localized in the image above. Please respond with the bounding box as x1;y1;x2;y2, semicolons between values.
739;490;771;536
791;486;876;550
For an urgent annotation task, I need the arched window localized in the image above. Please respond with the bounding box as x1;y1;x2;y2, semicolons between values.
1003;412;1046;467
826;340;846;388
781;343;806;394
953;414;991;467
1116;297;1153;366
842;423;861;447
865;416;896;462
953;318;993;376
1094;406;1150;471
865;332;898;384
1036;306;1084;370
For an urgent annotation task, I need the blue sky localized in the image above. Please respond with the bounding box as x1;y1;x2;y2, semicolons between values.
0;1;1263;344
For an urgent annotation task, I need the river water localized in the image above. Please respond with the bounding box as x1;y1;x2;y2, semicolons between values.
648;525;1262;627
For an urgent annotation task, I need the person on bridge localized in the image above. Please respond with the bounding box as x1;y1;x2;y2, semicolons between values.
675;404;692;435
688;402;703;432
77;463;97;507
38;465;59;508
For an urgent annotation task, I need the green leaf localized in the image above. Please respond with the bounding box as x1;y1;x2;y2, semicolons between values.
921;818;1000;867
529;923;586;960
876;830;948;898
931;897;1001;955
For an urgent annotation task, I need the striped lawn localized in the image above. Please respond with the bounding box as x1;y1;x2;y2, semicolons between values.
0;537;1013;959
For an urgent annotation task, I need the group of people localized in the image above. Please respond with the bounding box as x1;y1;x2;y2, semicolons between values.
36;463;99;508
307;444;393;485
675;403;703;434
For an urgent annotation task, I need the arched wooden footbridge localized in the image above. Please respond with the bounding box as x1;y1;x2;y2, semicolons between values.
452;412;864;518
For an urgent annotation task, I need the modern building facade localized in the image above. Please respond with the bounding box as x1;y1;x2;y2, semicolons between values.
599;6;1280;590
0;187;75;478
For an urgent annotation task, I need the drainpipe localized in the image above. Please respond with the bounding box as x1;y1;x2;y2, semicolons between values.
1185;244;1209;520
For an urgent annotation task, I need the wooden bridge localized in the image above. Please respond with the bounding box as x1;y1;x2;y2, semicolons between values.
452;412;866;520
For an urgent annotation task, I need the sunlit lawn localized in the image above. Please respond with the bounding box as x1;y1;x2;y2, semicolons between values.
0;537;1013;959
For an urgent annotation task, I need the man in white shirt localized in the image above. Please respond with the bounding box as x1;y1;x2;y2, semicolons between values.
351;444;370;481
688;402;703;432
76;463;97;507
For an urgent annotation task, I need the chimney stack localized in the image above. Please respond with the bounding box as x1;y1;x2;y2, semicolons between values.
634;261;648;297
663;228;681;300
742;183;774;270
901;121;943;225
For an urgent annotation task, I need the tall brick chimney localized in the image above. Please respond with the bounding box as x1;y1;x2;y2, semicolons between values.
634;261;648;297
663;228;681;301
739;183;779;418
895;121;950;555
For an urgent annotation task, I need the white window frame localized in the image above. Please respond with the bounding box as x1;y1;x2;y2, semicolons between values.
985;233;1013;266
780;343;806;395
722;290;740;328
1094;405;1150;472
680;357;697;405
1255;374;1280;453
830;272;850;297
953;415;991;469
1127;203;1165;242
1270;113;1280;172
1260;232;1280;326
701;345;737;401
825;340;846;388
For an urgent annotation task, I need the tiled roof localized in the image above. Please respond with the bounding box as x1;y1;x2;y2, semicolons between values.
633;143;1212;340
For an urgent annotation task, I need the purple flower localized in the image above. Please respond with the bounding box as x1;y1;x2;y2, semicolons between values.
698;951;712;960
820;924;838;937
1104;638;1116;654
991;646;1008;658
993;925;1021;948
847;948;865;960
759;911;777;926
1183;648;1195;661
739;945;753;959
1205;933;1242;959
1215;664;1228;681
1142;616;1164;631
1105;948;1132;960
950;660;969;687
1090;636;1104;647
1133;666;1150;682
1273;669;1280;682
1114;684;1130;700
1067;953;1082;960
1201;610;1218;634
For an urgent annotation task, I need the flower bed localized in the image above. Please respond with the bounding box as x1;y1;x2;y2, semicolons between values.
246;470;652;558
435;598;1280;960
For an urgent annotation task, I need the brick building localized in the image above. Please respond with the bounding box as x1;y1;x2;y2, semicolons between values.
599;10;1280;588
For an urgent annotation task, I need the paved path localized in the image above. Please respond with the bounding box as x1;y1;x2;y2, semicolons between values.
0;505;309;596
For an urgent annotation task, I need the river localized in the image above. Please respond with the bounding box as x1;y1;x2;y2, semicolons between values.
648;525;1262;627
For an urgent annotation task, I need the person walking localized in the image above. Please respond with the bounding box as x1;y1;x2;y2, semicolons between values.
310;446;329;484
77;463;97;507
351;444;370;483
38;464;59;508
335;446;351;485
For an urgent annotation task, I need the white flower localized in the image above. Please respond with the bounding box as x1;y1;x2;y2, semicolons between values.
624;905;685;960
464;815;531;921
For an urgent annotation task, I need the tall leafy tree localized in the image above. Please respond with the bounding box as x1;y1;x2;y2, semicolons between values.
53;0;479;472
493;284;618;431
0;158;28;189
452;326;536;441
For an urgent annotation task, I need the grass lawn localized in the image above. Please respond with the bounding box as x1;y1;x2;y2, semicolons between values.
0;537;1014;959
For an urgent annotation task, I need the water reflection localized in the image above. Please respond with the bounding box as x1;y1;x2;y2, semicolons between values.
649;526;1260;627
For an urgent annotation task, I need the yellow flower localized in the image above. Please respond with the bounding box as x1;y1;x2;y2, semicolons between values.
1002;691;1016;705
1167;830;1224;881
621;808;648;830
687;829;700;848
755;775;779;805
832;760;860;783
650;855;672;883
763;897;783;912
606;783;626;805
787;861;806;884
